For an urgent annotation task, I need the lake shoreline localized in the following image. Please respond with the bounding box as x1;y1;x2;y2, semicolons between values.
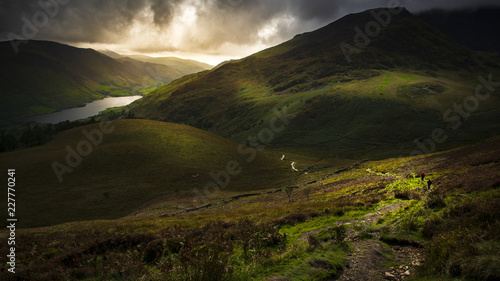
18;95;143;124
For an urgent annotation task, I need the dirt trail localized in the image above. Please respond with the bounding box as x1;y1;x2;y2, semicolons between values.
298;202;406;243
340;202;424;281
340;241;424;281
300;202;424;281
338;240;391;281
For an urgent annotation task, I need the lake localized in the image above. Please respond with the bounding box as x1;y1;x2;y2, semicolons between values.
23;96;143;124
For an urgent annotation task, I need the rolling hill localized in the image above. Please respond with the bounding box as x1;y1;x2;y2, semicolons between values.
130;8;500;159
0;119;292;227
126;55;213;72
99;51;213;86
0;40;210;124
0;7;499;281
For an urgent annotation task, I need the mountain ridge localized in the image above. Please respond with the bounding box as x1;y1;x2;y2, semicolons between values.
130;7;500;159
0;40;210;124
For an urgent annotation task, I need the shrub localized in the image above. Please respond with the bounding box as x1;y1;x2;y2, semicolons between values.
235;219;285;260
164;236;184;254
400;211;420;232
394;188;423;200
423;197;500;280
425;191;446;209
333;208;345;217
275;213;308;226
317;225;347;244
178;242;234;281
307;234;322;250
394;190;410;199
334;225;347;243
422;218;442;238
143;239;164;264
409;189;423;200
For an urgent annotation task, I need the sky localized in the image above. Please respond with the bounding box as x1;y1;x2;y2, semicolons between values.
1;0;499;65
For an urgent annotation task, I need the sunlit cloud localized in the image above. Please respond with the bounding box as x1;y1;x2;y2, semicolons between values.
1;0;499;65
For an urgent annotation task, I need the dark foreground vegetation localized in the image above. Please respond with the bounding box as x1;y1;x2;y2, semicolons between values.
1;137;498;280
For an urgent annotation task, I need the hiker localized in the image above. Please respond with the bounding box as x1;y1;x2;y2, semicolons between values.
420;172;426;181
426;179;432;190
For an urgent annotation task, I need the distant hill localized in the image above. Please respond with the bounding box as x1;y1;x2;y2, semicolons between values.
0;119;291;227
418;7;500;53
98;49;123;59
127;55;213;72
99;51;213;79
130;8;500;159
118;56;212;85
0;41;210;124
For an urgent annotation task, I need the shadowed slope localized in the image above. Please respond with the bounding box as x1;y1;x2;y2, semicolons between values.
0;119;291;227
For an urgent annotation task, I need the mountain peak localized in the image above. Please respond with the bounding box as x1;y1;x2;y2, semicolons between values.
252;6;472;71
131;7;500;159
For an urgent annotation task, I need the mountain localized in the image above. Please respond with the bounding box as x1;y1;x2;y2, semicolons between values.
130;8;500;159
0;41;209;124
2;8;500;281
0;119;292;227
117;56;211;86
98;49;123;59
127;55;213;72
98;51;213;82
418;7;500;53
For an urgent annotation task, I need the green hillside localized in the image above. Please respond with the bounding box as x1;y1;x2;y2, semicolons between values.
130;8;500;159
0;41;208;124
0;119;292;227
0;7;499;281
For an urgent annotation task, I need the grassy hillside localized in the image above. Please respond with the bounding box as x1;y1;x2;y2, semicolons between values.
0;8;498;280
130;8;500;159
127;55;213;72
2;136;498;280
0;41;208;124
0;119;292;227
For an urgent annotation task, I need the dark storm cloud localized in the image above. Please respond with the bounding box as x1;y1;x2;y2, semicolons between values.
150;0;178;26
404;0;500;12
0;0;174;43
1;0;499;55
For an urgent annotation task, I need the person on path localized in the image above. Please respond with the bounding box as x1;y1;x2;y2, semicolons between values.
427;179;432;190
421;172;426;181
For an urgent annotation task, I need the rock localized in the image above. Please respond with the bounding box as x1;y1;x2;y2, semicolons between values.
403;270;411;275
384;272;397;280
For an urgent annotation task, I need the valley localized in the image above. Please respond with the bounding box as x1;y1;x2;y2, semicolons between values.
0;5;499;281
0;41;211;125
